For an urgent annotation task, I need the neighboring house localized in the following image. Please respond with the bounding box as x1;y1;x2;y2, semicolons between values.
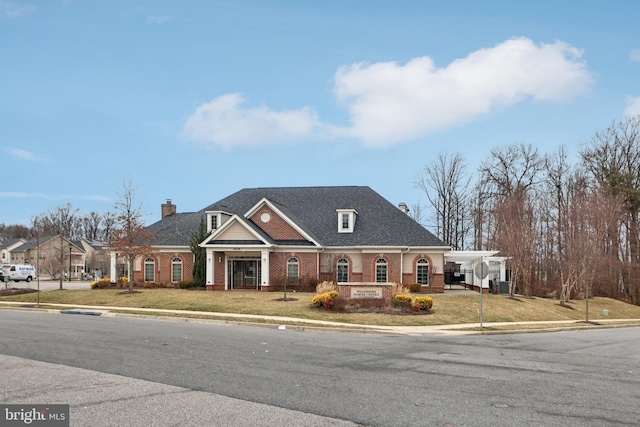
11;235;86;280
0;238;27;266
79;238;111;279
134;186;451;291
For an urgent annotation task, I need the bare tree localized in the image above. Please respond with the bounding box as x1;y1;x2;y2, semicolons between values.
108;180;154;292
558;172;623;307
82;212;103;240
479;143;545;295
0;224;30;240
541;146;574;296
41;204;81;240
580;115;640;303
101;211;117;240
38;204;80;288
415;151;471;249
479;143;544;196
410;201;428;228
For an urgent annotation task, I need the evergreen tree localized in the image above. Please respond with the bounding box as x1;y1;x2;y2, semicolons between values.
190;217;207;286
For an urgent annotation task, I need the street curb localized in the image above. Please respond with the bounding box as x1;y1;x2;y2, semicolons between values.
1;302;639;336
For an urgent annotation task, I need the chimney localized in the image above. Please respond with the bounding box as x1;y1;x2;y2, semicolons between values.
161;199;176;219
398;202;410;214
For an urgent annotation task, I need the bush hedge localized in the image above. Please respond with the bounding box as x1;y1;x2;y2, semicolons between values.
408;283;422;293
392;294;413;307
414;295;433;310
312;290;339;309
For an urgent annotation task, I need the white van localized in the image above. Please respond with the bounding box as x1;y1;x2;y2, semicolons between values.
4;264;38;282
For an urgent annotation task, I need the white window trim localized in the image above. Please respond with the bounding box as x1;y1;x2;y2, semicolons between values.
336;258;349;282
287;257;299;279
336;209;357;233
144;257;155;282
171;257;183;283
375;258;388;283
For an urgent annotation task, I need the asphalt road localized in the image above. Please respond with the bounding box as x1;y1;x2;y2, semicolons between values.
1;309;639;426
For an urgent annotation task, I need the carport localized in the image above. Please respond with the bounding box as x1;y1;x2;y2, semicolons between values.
444;251;509;293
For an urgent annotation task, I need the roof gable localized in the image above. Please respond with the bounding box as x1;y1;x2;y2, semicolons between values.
246;198;318;245
201;215;272;247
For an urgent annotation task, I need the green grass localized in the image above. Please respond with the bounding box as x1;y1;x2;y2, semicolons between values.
2;289;640;327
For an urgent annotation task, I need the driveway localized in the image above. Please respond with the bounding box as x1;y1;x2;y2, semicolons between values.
2;279;92;291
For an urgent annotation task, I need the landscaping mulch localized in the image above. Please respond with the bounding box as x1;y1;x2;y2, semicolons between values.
0;288;38;297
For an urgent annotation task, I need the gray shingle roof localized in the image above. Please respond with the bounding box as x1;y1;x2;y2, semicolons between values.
146;186;447;248
1;238;26;249
12;235;59;252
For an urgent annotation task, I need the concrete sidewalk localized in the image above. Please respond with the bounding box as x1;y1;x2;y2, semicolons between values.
1;300;639;335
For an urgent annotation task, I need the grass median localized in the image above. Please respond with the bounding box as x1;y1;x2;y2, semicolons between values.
2;289;640;328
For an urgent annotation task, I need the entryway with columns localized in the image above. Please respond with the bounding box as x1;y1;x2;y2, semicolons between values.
206;249;271;290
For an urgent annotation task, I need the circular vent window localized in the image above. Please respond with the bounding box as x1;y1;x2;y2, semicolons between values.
260;212;271;223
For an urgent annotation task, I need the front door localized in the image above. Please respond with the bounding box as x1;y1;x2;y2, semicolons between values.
231;260;260;289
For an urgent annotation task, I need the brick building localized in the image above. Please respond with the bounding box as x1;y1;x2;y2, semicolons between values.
134;186;450;291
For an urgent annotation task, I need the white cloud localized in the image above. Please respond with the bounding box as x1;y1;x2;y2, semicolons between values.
182;93;322;149
0;191;112;203
147;15;169;24
7;148;39;161
182;37;593;149
625;96;640;118
631;49;640;63
0;1;35;19
334;37;594;146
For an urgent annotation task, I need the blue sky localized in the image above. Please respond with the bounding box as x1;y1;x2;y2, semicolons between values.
2;1;639;227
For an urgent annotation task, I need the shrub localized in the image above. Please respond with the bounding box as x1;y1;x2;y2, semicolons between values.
392;293;412;307
408;283;422;293
90;278;112;289
316;280;337;294
179;280;201;289
414;296;433;310
117;277;129;288
269;274;318;292
322;297;334;309
312;290;339;308
391;283;409;296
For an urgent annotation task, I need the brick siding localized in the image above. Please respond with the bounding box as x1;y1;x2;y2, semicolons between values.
249;206;307;241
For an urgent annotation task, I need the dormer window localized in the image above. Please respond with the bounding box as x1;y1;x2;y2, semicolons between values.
206;211;224;233
341;213;349;229
337;209;357;233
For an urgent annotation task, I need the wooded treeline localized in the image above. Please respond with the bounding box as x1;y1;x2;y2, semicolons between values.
0;205;116;243
415;115;640;305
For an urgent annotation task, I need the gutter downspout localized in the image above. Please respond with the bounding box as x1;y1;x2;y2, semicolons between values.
317;248;325;282
400;247;410;285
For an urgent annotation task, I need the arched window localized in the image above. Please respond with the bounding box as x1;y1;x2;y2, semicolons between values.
336;258;349;282
171;257;183;283
144;257;155;282
375;258;388;283
287;257;299;279
416;258;429;285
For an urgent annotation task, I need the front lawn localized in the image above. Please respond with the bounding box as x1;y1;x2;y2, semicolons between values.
2;289;640;327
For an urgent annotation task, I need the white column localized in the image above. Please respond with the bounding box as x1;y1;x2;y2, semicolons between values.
206;249;214;287
261;250;270;289
110;252;117;284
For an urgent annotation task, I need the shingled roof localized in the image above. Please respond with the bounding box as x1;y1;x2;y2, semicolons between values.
145;186;447;248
